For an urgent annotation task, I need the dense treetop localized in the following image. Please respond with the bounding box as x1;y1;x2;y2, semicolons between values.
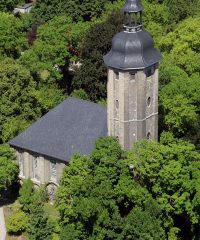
0;0;19;12
0;144;18;194
56;135;200;239
0;12;26;60
31;0;118;24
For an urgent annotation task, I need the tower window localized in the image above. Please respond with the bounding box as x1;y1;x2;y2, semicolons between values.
114;71;119;80
145;68;152;77
130;72;135;81
116;99;119;109
147;132;151;140
147;97;151;107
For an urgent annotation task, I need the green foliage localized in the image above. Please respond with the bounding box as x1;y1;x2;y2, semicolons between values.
121;201;165;240
164;0;200;23
57;137;165;239
0;58;41;142
159;17;200;75
33;86;66;114
161;94;197;135
31;0;117;24
70;89;89;101
73;11;123;101
20;16;72;85
126;132;200;236
0;0;19;12
6;204;28;234
38;185;49;203
0;12;26;59
159;61;200;137
20;16;90;90
18;179;35;213
0;144;18;193
26;191;54;240
56;154;91;224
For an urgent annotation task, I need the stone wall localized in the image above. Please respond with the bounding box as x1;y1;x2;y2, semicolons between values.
107;65;158;149
14;148;66;186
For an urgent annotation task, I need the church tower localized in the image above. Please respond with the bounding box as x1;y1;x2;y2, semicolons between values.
104;0;161;149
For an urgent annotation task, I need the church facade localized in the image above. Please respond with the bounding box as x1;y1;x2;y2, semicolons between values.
9;0;161;192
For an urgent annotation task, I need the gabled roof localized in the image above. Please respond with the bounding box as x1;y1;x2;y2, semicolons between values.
9;97;107;162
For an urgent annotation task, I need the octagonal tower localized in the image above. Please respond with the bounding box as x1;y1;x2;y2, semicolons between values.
104;0;161;149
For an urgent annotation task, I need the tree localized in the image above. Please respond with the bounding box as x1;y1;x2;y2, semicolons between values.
18;179;35;213
126;132;200;239
159;17;200;75
0;12;26;60
0;58;41;142
19;16;73;85
159;62;200;138
0;144;19;194
160;94;197;136
20;16;90;90
26;191;54;240
72;11;123;101
56;137;166;239
31;0;117;24
6;204;28;235
0;0;19;12
164;0;200;24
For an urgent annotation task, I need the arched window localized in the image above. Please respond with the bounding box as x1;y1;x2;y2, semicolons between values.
147;132;151;140
32;156;39;181
50;161;57;182
147;97;151;107
18;152;24;177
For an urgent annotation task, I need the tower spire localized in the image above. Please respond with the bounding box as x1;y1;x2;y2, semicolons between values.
123;0;144;32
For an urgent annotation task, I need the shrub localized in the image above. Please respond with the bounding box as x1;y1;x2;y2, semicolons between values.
6;205;28;234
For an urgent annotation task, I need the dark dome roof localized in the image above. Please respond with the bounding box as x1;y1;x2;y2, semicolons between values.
103;30;161;71
123;0;144;13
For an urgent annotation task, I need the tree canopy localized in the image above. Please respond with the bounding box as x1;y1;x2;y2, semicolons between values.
0;0;19;12
0;144;18;194
56;137;165;239
56;135;200;239
31;0;118;24
0;58;41;142
0;12;26;60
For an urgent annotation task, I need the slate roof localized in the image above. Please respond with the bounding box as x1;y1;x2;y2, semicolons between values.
103;30;161;71
9;97;107;162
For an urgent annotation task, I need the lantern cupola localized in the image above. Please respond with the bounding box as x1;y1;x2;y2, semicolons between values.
123;0;144;32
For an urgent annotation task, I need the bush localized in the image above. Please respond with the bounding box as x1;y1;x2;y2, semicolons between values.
18;179;35;213
6;205;28;234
